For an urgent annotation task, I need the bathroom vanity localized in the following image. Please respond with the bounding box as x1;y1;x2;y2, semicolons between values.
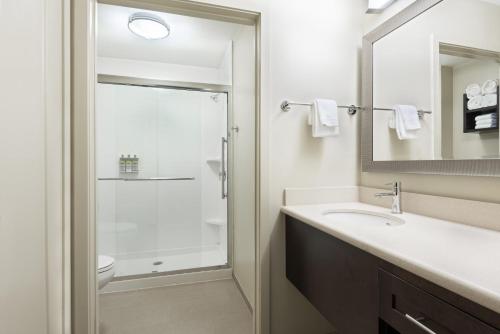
283;203;500;334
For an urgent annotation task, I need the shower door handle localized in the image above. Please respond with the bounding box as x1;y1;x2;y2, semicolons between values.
221;137;228;199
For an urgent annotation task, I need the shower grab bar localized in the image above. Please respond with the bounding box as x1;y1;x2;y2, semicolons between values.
98;177;195;181
221;137;227;199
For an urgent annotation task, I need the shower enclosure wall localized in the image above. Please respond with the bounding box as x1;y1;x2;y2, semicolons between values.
96;79;229;278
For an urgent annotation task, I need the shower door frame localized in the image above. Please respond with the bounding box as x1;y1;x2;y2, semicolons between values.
96;74;235;279
72;1;265;334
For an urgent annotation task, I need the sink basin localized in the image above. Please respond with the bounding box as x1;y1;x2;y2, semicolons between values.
322;209;405;227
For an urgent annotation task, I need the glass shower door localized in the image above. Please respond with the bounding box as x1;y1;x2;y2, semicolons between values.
96;82;228;278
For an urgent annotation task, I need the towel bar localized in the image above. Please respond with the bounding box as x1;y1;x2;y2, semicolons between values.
280;100;432;119
280;100;361;115
372;107;432;119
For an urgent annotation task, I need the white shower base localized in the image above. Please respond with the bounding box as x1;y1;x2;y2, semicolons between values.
114;245;227;277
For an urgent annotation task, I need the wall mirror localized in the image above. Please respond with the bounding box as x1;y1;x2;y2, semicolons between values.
362;0;500;175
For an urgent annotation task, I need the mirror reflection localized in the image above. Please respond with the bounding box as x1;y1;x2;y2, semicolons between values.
372;0;500;161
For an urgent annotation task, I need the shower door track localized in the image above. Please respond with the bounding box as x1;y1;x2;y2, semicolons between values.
96;74;235;280
112;264;232;282
97;74;231;94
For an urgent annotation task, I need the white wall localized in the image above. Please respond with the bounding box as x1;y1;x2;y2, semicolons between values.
232;24;256;309
0;0;66;333
267;1;365;333
97;55;232;85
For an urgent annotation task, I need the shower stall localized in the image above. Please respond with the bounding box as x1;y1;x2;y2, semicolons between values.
96;76;230;278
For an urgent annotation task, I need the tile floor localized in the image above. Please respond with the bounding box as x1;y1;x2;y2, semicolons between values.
99;279;252;334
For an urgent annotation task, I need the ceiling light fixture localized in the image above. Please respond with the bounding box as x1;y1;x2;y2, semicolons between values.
128;12;170;40
366;0;397;13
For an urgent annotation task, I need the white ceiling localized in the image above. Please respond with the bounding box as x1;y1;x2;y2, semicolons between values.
480;0;500;6
97;4;242;68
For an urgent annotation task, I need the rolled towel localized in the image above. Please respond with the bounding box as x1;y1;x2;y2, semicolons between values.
467;95;483;110
475;113;497;121
482;79;498;95
481;94;498;108
466;83;481;98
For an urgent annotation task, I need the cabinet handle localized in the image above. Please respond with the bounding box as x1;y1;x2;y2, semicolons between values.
405;314;437;334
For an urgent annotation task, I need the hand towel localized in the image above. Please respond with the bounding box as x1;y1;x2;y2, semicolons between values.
312;99;339;137
466;83;481;99
467;95;483;110
482;79;498;95
481;94;497;108
391;105;420;140
475;113;497;121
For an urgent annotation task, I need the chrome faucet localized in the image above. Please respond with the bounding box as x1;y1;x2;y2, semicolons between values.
375;181;402;214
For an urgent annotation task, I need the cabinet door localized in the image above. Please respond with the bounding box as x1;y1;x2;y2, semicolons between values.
286;215;379;334
379;269;500;334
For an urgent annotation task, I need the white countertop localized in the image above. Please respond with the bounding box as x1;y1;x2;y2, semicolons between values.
282;202;500;314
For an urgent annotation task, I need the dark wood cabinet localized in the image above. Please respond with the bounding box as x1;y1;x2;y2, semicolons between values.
285;215;500;334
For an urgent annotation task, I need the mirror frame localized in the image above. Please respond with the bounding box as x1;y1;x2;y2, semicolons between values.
362;0;500;176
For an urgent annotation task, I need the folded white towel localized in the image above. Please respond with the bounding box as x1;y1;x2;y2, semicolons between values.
466;83;481;98
476;119;497;126
481;94;497;108
475;113;497;121
475;124;497;130
467;95;483;110
482;79;498;95
391;105;420;140
312;99;339;137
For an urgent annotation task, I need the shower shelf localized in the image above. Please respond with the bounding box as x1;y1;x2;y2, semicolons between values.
98;177;195;181
206;157;222;164
206;219;226;226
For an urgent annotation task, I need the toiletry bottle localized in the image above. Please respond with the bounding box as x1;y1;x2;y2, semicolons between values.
132;155;139;173
126;154;132;173
119;155;126;173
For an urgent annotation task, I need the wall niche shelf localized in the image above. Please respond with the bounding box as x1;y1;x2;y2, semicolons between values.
206;157;221;164
463;86;499;133
206;219;226;227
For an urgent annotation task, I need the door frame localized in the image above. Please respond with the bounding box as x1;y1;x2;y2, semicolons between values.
71;1;265;334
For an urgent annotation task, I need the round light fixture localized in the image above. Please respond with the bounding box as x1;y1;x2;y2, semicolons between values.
128;12;170;40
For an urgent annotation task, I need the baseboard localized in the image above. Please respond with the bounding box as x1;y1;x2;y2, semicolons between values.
100;267;233;294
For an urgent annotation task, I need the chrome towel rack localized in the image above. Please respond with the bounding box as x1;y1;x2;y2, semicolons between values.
280;100;362;115
280;100;432;119
372;107;432;119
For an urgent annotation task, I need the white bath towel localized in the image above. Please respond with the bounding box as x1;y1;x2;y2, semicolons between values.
476;119;497;127
481;94;498;108
475;124;497;130
391;105;420;140
312;99;339;137
475;113;497;121
466;83;481;99
482;79;498;95
467;95;483;110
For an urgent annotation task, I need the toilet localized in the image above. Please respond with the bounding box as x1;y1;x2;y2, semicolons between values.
98;255;115;289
